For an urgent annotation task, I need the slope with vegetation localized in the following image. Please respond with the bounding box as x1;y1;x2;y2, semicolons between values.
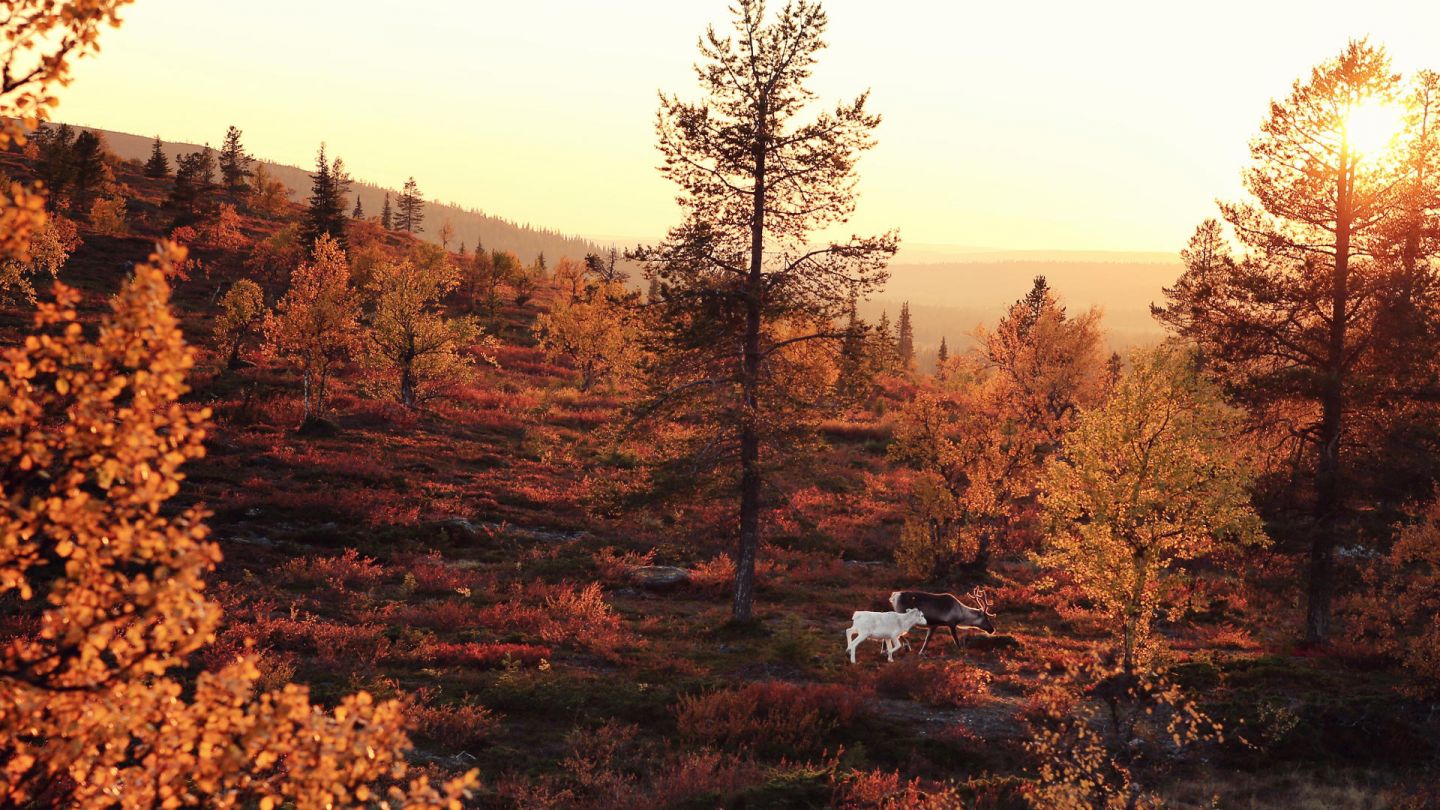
1;3;1439;809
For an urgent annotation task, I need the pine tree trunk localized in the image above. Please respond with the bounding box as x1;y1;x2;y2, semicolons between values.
733;102;768;624
1307;151;1352;647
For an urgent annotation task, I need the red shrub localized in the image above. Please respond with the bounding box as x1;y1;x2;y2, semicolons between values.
593;546;656;584
833;768;965;809
244;615;392;667
405;641;551;669
687;554;781;597
478;581;629;657
401;550;485;595
635;751;761;810
870;659;992;708
674;680;866;757
277;548;386;590
389;599;486;631
407;694;500;750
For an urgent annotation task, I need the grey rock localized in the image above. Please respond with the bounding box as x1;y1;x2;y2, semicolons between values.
435;518;485;542
629;565;690;590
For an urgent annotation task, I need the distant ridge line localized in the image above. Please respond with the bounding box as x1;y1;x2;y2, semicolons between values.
45;121;605;265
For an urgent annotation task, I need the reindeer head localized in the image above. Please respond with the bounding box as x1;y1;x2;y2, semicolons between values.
965;587;996;634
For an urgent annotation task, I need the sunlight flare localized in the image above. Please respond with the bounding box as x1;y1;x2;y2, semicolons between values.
1343;96;1405;157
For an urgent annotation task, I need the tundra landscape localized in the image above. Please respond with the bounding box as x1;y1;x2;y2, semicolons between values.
1;2;1439;808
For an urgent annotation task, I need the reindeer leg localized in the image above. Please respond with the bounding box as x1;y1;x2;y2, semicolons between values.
949;625;965;655
916;626;934;657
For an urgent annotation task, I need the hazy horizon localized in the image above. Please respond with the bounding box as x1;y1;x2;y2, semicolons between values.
53;0;1440;257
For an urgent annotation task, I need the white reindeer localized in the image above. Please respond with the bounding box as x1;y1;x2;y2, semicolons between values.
844;608;927;663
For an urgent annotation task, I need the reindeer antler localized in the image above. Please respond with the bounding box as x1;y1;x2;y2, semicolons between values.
957;586;984;612
971;586;995;616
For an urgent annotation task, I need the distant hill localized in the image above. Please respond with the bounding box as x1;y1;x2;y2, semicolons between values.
65;124;604;265
864;257;1181;369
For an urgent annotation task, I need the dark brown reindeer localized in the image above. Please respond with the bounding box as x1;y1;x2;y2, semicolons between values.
889;587;995;656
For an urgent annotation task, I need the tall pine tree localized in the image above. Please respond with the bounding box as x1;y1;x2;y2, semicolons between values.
218;125;253;190
381;193;393;230
897;301;915;370
351;195;364;220
633;0;896;621
1154;41;1423;644
396;177;425;233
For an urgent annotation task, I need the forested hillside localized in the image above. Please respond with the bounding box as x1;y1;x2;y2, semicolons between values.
2;2;1439;809
52;122;606;265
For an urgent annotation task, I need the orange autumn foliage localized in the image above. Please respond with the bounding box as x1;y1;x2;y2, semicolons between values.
0;243;476;808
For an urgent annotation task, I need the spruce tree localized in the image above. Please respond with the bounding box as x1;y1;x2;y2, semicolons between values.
897;302;916;370
302;143;347;250
70;130;108;215
166;147;217;223
218;125;253;190
381;193;393;229
873;310;895;371
144;135;169;178
835;300;869;401
34;123;77;208
396;177;425;233
936;336;949;371
351;195;364;220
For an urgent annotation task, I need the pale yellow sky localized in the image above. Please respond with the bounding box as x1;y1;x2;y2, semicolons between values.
57;0;1440;253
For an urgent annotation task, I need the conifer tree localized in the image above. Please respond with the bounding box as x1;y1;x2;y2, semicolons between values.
381;192;393;229
351;195;364;220
302;143;347;250
218;125;253;190
69;129;109;216
1154;41;1420;644
33;123;76;208
396;177;425;233
633;0;896;621
144;134;169;178
936;335;949;370
871;310;896;371
834;300;869;401
166;147;218;223
897;301;915;370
